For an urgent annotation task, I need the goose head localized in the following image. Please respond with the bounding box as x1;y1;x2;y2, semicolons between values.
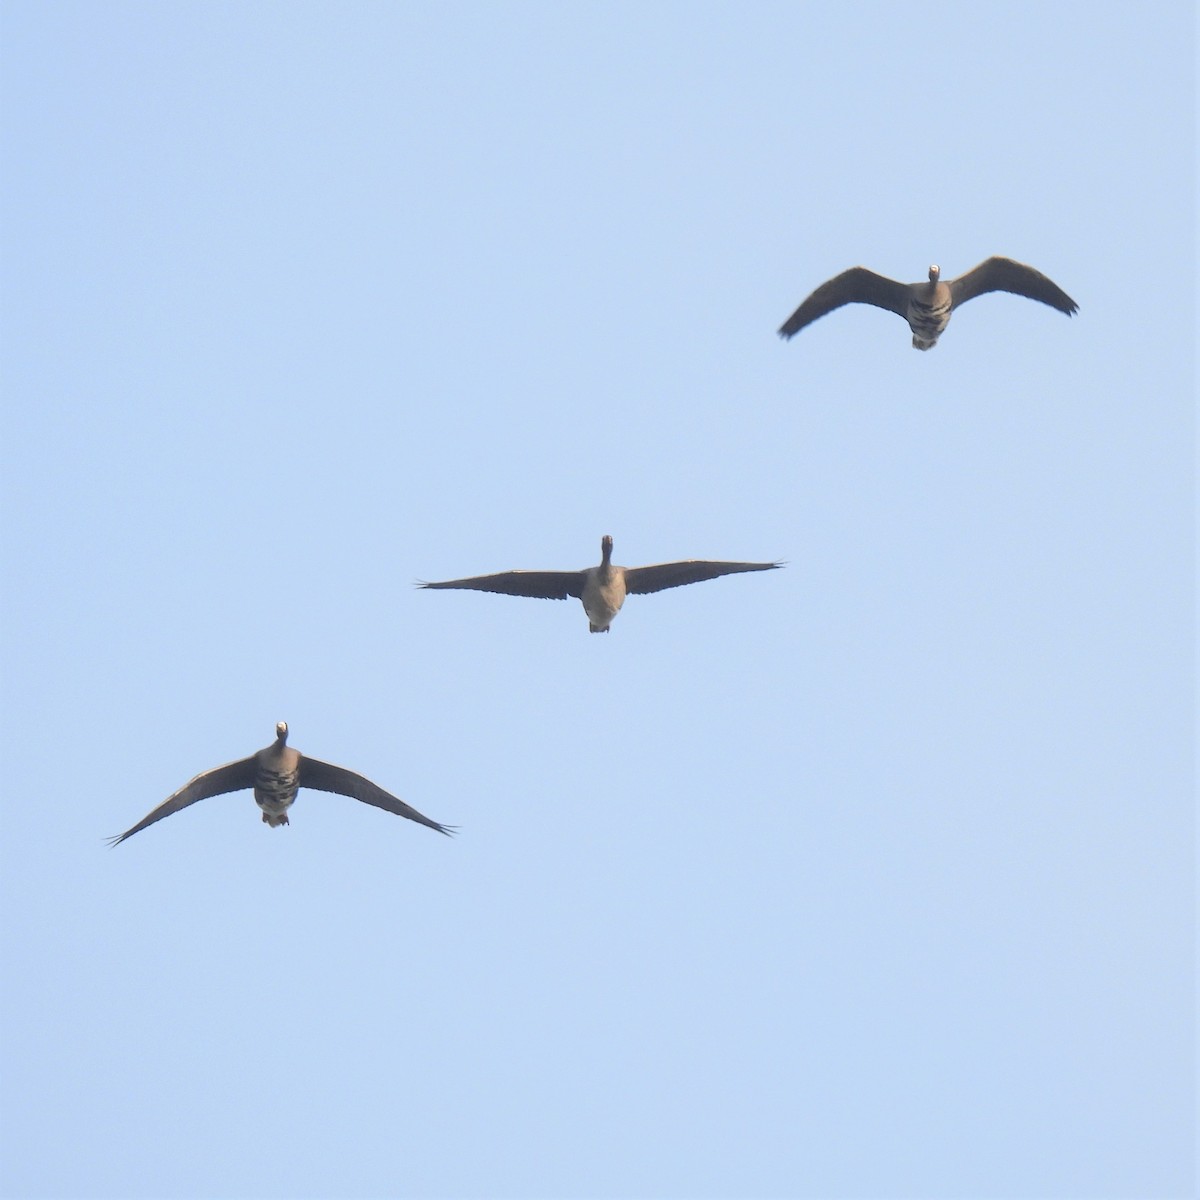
274;721;289;743
600;535;614;565
928;265;941;283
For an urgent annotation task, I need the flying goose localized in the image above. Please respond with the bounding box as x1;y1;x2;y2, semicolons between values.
108;722;453;845
420;535;781;632
778;256;1078;349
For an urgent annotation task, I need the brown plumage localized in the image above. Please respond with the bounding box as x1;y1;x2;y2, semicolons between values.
108;722;453;845
778;257;1078;349
420;535;782;632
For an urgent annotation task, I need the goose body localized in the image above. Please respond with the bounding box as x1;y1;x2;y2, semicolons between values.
778;257;1078;349
108;722;453;845
421;535;781;632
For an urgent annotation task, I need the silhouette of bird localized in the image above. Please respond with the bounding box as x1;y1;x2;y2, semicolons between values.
420;535;781;632
108;722;453;845
778;257;1078;349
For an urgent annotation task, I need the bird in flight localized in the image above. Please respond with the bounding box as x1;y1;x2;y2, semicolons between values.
778;256;1078;349
420;534;782;632
108;722;454;845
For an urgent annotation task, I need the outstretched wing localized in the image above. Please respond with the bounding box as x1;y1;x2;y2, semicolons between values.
419;569;586;601
623;558;781;596
778;267;910;339
300;756;455;836
107;756;256;846
949;257;1078;314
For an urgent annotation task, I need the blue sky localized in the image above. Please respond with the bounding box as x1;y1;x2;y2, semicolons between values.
0;3;1193;1197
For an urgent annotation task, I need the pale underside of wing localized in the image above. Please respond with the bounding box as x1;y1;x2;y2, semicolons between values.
623;559;781;596
949;256;1078;314
299;756;454;835
778;267;910;339
420;569;586;601
107;756;257;846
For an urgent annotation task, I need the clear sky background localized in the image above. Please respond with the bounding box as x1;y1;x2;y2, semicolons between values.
1;3;1194;1198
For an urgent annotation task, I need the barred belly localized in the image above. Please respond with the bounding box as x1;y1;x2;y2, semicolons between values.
907;297;952;350
254;766;300;824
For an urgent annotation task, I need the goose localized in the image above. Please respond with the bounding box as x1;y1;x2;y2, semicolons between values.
778;256;1078;349
420;534;781;632
108;722;453;845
